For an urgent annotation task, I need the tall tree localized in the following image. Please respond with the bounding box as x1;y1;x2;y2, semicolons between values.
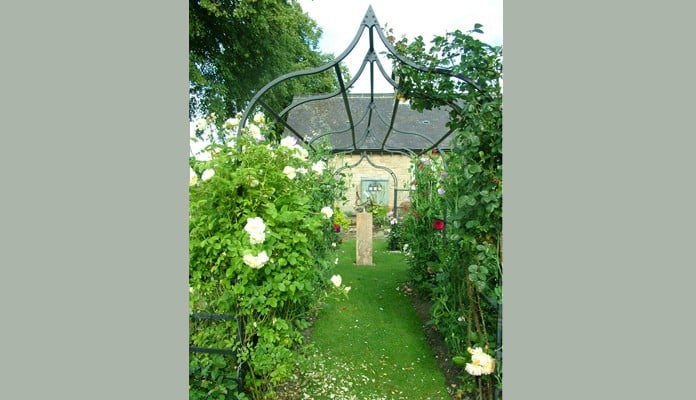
190;0;341;125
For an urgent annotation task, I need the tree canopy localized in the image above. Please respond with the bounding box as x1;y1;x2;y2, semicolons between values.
190;0;341;125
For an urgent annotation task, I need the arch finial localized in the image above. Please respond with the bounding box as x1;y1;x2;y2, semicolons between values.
362;5;379;27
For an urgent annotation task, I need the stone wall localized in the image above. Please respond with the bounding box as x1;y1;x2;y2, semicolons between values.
330;153;413;214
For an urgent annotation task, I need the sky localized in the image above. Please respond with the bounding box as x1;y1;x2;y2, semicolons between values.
297;0;503;92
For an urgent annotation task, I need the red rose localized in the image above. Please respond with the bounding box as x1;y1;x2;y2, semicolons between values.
433;219;445;231
333;223;341;232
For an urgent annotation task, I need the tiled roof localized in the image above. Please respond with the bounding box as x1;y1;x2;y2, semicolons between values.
283;93;453;153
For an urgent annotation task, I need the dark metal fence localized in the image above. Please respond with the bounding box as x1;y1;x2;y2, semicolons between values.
189;312;246;388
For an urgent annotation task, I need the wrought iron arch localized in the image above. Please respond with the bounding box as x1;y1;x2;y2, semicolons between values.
236;5;484;160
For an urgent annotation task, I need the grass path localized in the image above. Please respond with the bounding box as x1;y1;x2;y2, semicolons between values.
284;239;450;399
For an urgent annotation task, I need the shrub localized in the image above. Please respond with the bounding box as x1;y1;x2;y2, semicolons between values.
189;118;348;399
393;27;503;399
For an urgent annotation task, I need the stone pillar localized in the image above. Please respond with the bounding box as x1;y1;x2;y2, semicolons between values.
355;212;373;265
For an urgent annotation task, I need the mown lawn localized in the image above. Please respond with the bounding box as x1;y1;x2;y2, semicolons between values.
282;239;450;400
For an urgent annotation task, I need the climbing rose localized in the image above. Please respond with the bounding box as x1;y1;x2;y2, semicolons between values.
247;124;264;141
244;217;266;245
311;160;326;174
223;117;239;129
320;206;333;219
280;136;297;148
433;219;445;231
294;146;309;160
243;251;269;269
253;112;265;124
330;275;342;287
283;166;296;179
465;347;495;376
201;169;215;181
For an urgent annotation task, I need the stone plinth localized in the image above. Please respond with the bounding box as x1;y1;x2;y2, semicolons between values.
355;212;373;265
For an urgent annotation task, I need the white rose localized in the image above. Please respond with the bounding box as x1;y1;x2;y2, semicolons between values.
244;217;266;237
223;117;239;129
243;251;269;269
247;124;264;141
201;169;215;181
283;166;296;179
294;146;309;159
280;136;297;148
253;113;265;124
320;206;333;219
311;161;326;174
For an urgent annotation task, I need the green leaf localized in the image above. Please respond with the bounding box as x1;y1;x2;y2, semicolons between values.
467;164;482;174
452;355;468;366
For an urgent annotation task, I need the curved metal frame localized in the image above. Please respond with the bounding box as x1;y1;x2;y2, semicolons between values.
236;5;483;161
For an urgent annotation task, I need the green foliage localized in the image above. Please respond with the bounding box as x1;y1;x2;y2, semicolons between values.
189;119;348;399
385;212;401;252
358;194;391;229
399;154;447;297
331;206;351;232
189;0;343;122
189;352;247;400
393;27;502;399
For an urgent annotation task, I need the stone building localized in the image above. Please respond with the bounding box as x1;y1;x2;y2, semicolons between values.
283;93;452;214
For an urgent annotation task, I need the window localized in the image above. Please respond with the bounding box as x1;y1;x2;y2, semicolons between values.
360;178;389;205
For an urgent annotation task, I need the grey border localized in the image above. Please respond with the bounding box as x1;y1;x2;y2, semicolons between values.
4;1;695;399
1;2;188;399
505;1;695;399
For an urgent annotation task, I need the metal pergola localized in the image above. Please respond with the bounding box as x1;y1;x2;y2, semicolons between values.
235;5;484;217
236;5;483;158
225;8;500;398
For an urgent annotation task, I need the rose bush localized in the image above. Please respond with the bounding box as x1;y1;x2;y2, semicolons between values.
189;117;348;399
393;27;502;399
